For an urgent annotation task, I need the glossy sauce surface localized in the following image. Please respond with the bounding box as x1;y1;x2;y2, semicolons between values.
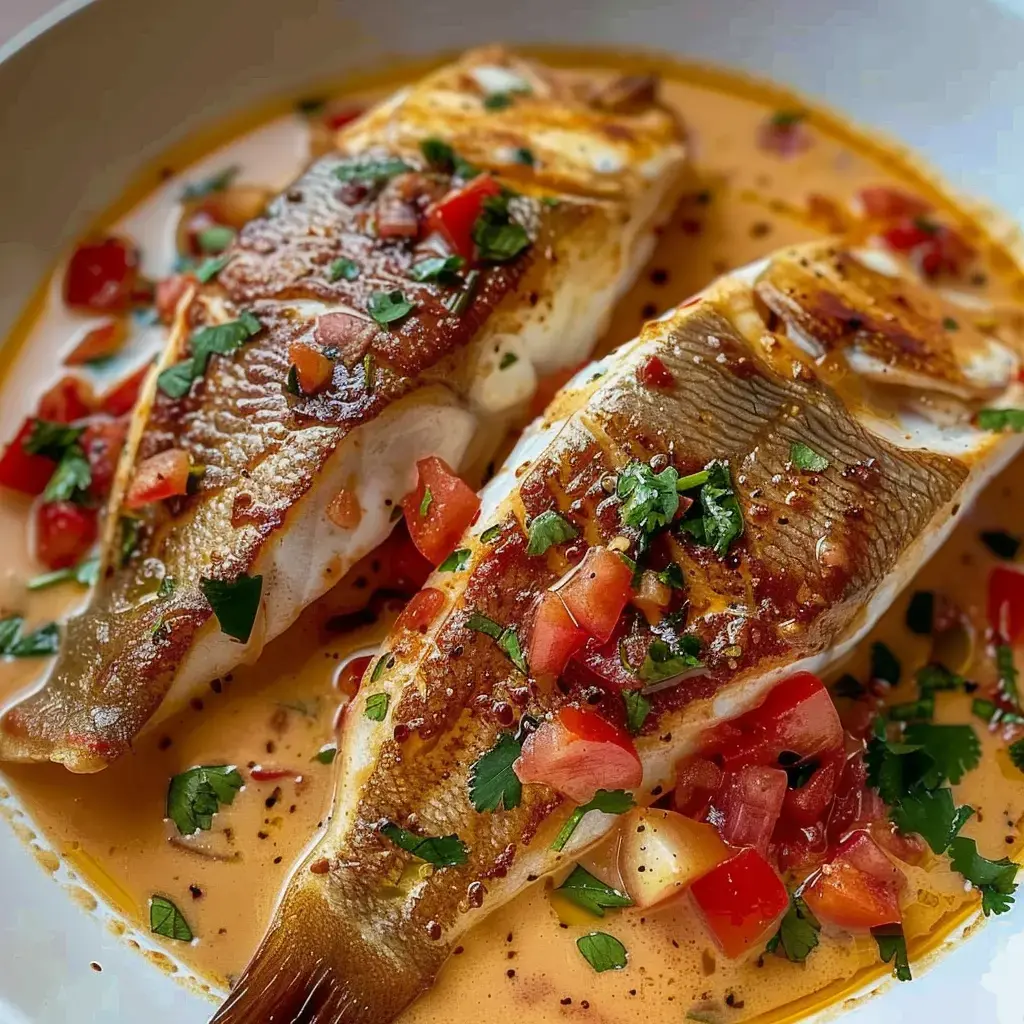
1;53;1023;1022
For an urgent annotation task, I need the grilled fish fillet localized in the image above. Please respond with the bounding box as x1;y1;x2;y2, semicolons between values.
0;48;688;771
212;241;1024;1024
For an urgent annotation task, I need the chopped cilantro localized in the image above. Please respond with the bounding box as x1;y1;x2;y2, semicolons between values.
367;290;415;326
499;351;518;369
622;689;651;735
314;746;337;765
285;364;300;396
23;420;83;459
118;516;141;567
149;896;194;942
364;692;389;721
552;789;635;852
865;737;935;805
466;613;528;673
902;722;981;785
916;662;964;696
363;351;376;393
166;765;243;835
638;634;702;684
873;924;911;981
438;548;472;572
557;865;632;917
0;619;60;658
483;92;515;111
471;193;531;263
766;894;820;963
469;731;523;812
380;821;468;866
973;697;1024;727
196;253;231;283
27;556;99;591
905;591;934;635
444;269;479;315
157;312;263;399
513;147;535;166
890;786;973;854
480;524;502;544
180;165;238;201
771;109;806;128
370;653;394;683
333;155;411;185
525;510;578;556
199;574;263;643
616;461;680;538
996;644;1020;708
887;696;935;722
790;442;829;472
948;837;1019;916
329;257;360;282
678;460;743;557
981;529;1021;560
942;316;959;331
576;931;628;973
25;421;91;503
409;255;465;285
419;486;433;518
833;673;865;699
196;224;235;255
978;408;1024;433
1008;738;1024;773
419;137;455;170
656;562;685;589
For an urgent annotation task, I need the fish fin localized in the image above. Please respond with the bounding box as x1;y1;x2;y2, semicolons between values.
211;877;437;1024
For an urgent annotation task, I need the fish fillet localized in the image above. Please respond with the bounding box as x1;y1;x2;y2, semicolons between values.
212;241;1024;1024
0;47;688;771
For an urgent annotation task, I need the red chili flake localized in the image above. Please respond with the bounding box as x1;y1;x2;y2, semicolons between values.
336;654;372;697
250;766;301;782
637;355;674;389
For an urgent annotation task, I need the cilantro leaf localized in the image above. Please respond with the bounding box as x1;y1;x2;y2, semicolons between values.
480;524;502;544
23;420;83;459
678;460;743;557
790;442;829;472
196;224;235;255
380;821;468;866
974;698;1024;728
903;723;981;785
329;257;360;282
370;653;393;683
526;510;578;556
0;618;22;653
948;837;1019;916
638;634;702;684
766;894;820;963
616;462;680;537
873;924;912;981
158;313;263;398
333;155;411;185
1009;738;1024;773
418;486;433;518
314;746;337;764
196;253;231;283
887;695;935;722
26;556;99;591
166;765;243;835
468;732;522;812
466;613;528;673
180;165;238;200
557;865;632;917
996;644;1020;709
552;789;635;852
978;408;1024;432
657;562;685;589
149;896;194;942
865;737;935;804
1;621;60;658
42;445;91;503
471;192;531;263
890;786;973;854
916;662;964;696
364;692;389;721
622;690;651;735
438;548;471;572
576;931;628;972
368;290;415;326
419;137;455;170
409;255;465;285
200;574;263;643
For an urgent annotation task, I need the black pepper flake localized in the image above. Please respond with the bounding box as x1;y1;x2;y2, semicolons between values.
189;884;203;899
90;961;103;972
561;997;572;1006
641;302;657;319
649;268;669;285
506;969;516;978
157;735;173;751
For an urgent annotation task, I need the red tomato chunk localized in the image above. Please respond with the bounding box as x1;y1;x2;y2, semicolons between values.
528;591;586;678
0;420;56;496
125;449;191;509
63;236;140;313
557;546;633;643
710;764;787;854
401;456;480;566
988;565;1024;643
426;175;502;260
35;501;98;569
394;587;446;634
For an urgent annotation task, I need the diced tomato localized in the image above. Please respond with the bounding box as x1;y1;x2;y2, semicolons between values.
857;186;931;220
710;765;787;853
528;591;586;677
63;236;140;313
514;705;642;804
65;318;128;365
401;456;480;565
426;174;503;260
870;821;928;866
772;819;829;873
155;274;194;324
99;364;150;417
374;523;433;594
880;217;974;278
674;755;723;820
557;546;633;643
38;376;95;424
0;419;55;496
781;748;843;828
711;672;843;770
690;847;789;958
826;751;885;845
80;416;128;500
325;106;364;131
395;587;446;634
34;501;98;569
124;448;191;509
637;355;674;388
802;830;903;932
288;339;334;394
988;565;1024;643
563;615;637;692
336;655;372;697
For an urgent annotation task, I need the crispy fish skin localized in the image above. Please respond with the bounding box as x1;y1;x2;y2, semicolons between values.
212;243;1023;1024
0;48;688;772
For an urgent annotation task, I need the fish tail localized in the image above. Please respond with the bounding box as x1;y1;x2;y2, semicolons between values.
211;875;436;1024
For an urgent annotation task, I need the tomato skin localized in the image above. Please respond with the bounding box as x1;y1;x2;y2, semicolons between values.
880;218;974;278
38;376;95;424
124;448;191;509
711;765;787;853
690;847;789;959
401;456;481;566
64;236;140;313
80;416;128;500
65;318;128;365
557;546;634;643
988;566;1024;642
637;355;674;388
0;419;56;496
336;655;372;697
781;748;843;828
288;340;334;394
802;830;903;932
426;175;502;260
374;524;433;595
826;751;885;845
514;705;642;804
674;755;723;820
35;501;98;569
99;364;150;418
395;587;446;634
857;186;931;220
528;591;586;678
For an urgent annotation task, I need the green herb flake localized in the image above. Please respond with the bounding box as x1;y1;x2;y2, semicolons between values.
678;460;744;557
557;865;632;917
616;461;680;538
409;255;465;285
499;351;519;370
380;821;468;866
498;627;528;674
996;644;1021;709
639;634;701;685
576;931;628;973
873;925;912;981
0;619;60;658
27;556;99;592
196;225;235;255
870;641;901;686
483;92;515;111
902;723;981;786
43;446;91;503
196;254;232;283
314;746;338;765
942;316;960;331
887;695;935;723
890;786;973;854
419;137;455;170
438;548;472;573
23;420;83;459
157;312;263;398
370;653;394;684
444;269;479;315
471;193;531;263
790;442;829;472
622;690;651;736
365;692;390;722
166;765;243;835
526;510;578;556
865;737;936;805
368;290;415;326
513;147;535;166
771;109;806;128
980;530;1021;560
333;155;411;185
363;351;376;393
419;486;433;518
978;408;1024;433
765;895;820;963
469;732;523;812
480;524;502;544
948;837;1019;916
552;789;635;852
285;364;300;396
180;165;239;201
150;896;194;942
656;562;685;590
328;257;360;282
199;574;263;643
905;591;934;635
118;516;142;568
916;662;964;696
973;698;1024;728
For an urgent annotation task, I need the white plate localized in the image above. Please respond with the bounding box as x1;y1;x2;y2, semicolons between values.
2;0;1024;1021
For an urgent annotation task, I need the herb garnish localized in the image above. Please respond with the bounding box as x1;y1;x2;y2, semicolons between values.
790;442;829;472
370;653;393;683
444;270;479;315
469;731;523;812
622;690;651;735
525;510;578;556
419;486;433;518
890;785;973;854
438;548;472;573
149;896;194;942
513;147;535;166
466;612;528;674
996;644;1020;709
948;837;1019;916
483;92;515;111
656;562;685;590
978;409;1024;433
196;253;232;283
380;821;468;866
180;165;238;201
199;574;263;643
368;290;415;326
765;894;820;962
902;723;980;785
24;420;91;503
419;137;455;170
27;556;99;591
557;865;632;917
0;618;60;658
329;257;360;282
552;789;634;852
196;225;235;255
616;461;680;538
887;695;935;723
166;765;243;835
499;352;518;369
158;312;263;399
479;524;502;544
333;155;411;185
364;692;390;721
471;192;531;263
639;634;702;684
873;924;911;981
678;460;743;557
576;931;628;973
409;255;465;285
118;516;142;567
314;746;338;765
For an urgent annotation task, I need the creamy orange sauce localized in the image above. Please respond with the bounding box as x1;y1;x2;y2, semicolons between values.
1;51;1023;1022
